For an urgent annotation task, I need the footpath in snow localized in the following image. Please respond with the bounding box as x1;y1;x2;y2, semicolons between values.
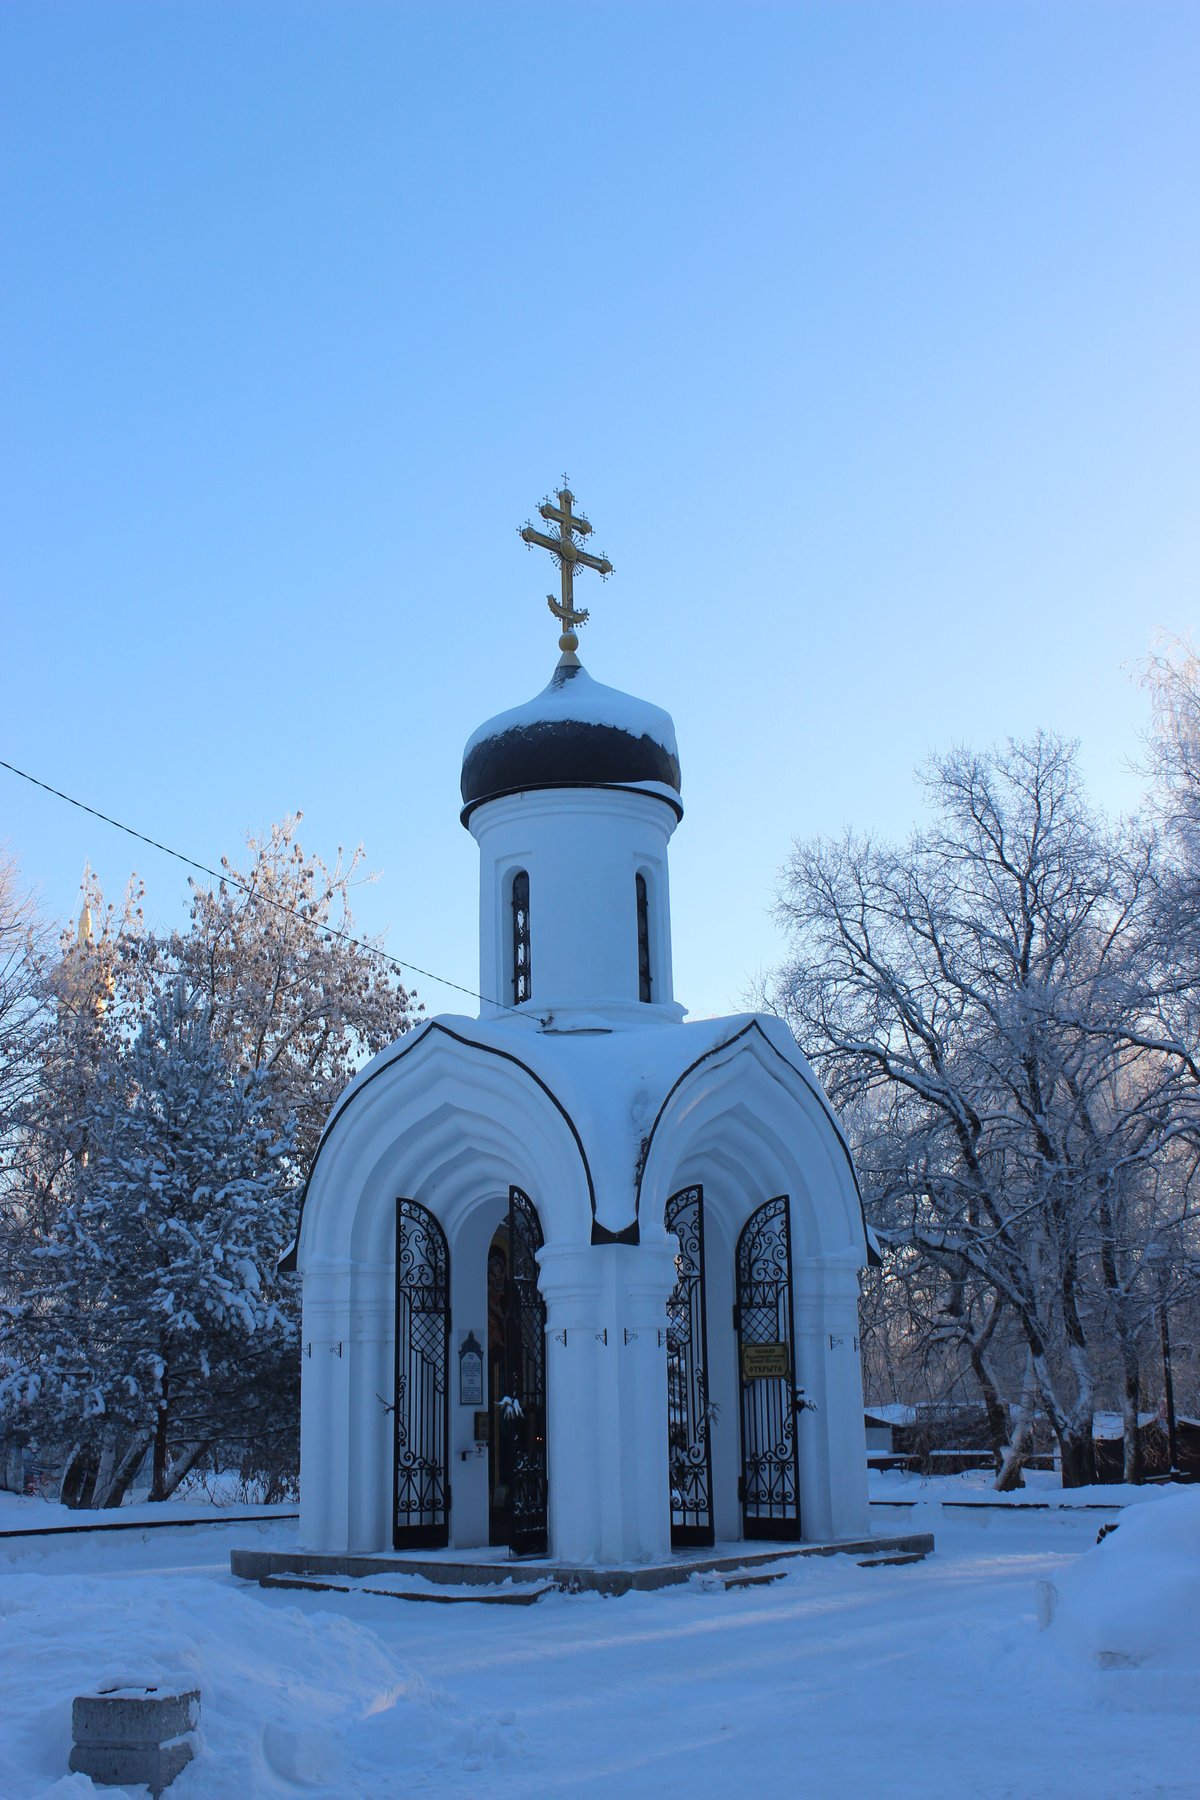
0;1481;1196;1799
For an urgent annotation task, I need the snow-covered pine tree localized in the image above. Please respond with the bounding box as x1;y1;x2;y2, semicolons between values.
0;866;143;1499
0;849;54;1492
2;977;296;1506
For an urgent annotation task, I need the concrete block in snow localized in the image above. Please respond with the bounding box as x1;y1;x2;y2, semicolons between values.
69;1736;194;1796
72;1684;200;1746
70;1684;199;1795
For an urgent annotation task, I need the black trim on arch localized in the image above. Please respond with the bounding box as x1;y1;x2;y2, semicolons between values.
632;1019;876;1260
279;1020;598;1270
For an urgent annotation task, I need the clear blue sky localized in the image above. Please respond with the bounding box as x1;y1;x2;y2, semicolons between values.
3;2;1197;1020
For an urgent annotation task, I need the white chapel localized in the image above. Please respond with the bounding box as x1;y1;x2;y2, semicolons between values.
289;486;872;1566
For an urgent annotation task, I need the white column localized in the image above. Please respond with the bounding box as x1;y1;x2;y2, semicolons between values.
538;1238;677;1564
820;1252;871;1538
537;1245;608;1563
616;1234;678;1562
347;1262;393;1552
298;1260;354;1551
792;1256;832;1542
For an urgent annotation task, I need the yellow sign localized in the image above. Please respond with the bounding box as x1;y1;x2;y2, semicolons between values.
741;1342;790;1381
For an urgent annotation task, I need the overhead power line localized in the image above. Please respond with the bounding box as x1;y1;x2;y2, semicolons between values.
0;755;510;1014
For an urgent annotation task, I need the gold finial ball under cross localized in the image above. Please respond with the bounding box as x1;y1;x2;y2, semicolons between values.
519;481;613;654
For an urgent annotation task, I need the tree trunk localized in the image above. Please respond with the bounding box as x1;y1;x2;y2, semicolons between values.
1059;1256;1097;1487
1026;1338;1096;1487
1058;1426;1097;1488
1096;1185;1142;1484
94;1432;151;1510
995;1355;1037;1492
59;1442;98;1510
92;1427;118;1509
967;1339;1011;1474
156;1439;210;1501
1120;1367;1143;1484
149;1367;171;1502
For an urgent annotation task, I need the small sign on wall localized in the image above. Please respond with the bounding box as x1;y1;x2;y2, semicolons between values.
741;1342;791;1381
458;1329;484;1407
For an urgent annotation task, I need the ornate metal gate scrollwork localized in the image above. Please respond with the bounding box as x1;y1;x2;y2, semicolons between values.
665;1185;715;1547
735;1194;802;1540
394;1199;451;1548
504;1186;549;1555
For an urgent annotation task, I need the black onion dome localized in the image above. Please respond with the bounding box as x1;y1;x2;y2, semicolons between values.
461;660;682;823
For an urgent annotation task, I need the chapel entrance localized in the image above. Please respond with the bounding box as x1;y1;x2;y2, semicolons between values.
735;1194;802;1539
393;1199;451;1549
665;1185;715;1547
486;1186;549;1555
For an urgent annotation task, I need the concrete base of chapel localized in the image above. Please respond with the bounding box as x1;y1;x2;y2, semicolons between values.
230;1529;934;1598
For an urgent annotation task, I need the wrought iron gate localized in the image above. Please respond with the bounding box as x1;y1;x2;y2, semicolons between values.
665;1185;715;1547
394;1199;451;1548
735;1195;802;1540
503;1186;549;1555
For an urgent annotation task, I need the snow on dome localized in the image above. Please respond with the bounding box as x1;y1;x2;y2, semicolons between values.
460;658;682;822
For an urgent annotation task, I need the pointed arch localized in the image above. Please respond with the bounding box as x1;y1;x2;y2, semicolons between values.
636;1020;868;1259
287;1021;597;1270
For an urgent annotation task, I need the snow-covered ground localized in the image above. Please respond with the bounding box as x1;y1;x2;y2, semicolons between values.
0;1491;297;1535
1;1485;1196;1799
867;1464;1168;1507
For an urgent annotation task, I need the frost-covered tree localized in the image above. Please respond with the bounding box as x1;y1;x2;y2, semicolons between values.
0;852;52;1232
0;850;47;1154
2;979;296;1507
2;820;421;1502
0;851;55;1490
1136;644;1200;1427
25;872;143;1201
155;815;420;1169
771;734;1187;1487
0;868;141;1492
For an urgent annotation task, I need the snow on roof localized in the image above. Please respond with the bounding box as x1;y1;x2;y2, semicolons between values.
1092;1412;1160;1439
864;1404;918;1426
462;660;679;764
296;1006;866;1252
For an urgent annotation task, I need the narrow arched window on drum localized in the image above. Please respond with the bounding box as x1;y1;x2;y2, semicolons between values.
511;869;531;1005
636;872;652;1003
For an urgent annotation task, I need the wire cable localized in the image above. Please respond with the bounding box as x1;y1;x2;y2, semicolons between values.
0;755;513;1014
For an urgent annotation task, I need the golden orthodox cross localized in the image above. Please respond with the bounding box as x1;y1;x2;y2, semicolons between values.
520;482;613;654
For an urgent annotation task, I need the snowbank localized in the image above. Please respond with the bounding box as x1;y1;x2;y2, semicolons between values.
1041;1487;1200;1672
0;1561;520;1796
